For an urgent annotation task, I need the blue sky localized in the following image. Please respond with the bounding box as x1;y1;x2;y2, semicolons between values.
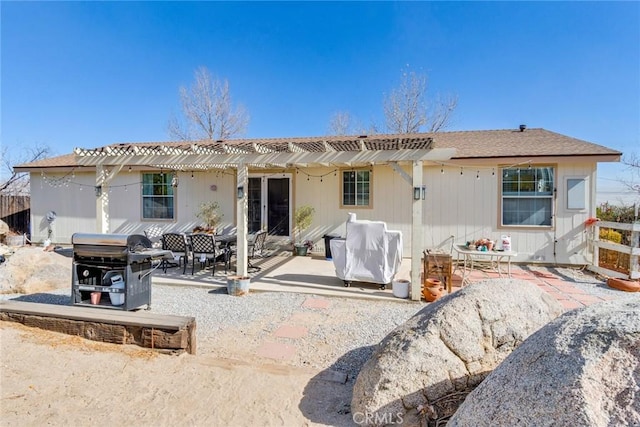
2;1;639;203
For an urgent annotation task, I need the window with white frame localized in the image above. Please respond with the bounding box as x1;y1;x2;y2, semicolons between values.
142;173;175;220
501;166;554;226
566;178;586;210
342;169;371;207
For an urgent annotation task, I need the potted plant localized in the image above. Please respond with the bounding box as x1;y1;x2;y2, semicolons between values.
293;205;315;256
195;201;223;234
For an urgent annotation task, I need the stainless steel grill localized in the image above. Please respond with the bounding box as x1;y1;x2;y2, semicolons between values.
71;233;171;310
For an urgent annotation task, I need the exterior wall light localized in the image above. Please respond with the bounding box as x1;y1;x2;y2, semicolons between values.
237;185;244;199
413;185;426;200
413;186;421;200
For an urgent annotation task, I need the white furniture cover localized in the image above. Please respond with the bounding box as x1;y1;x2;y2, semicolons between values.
330;213;403;285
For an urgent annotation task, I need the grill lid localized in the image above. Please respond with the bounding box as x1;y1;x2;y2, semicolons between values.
72;233;152;251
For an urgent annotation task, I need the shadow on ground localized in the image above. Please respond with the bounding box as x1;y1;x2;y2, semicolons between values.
9;293;71;306
299;345;378;426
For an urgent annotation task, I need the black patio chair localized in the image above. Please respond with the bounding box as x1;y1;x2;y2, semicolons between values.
143;224;164;248
161;232;189;274
248;230;268;271
189;233;227;275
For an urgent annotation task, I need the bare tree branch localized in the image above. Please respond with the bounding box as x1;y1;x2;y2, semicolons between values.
169;66;249;141
328;111;379;136
619;152;640;193
383;67;457;134
1;144;50;195
427;93;458;132
622;152;640;170
328;111;353;135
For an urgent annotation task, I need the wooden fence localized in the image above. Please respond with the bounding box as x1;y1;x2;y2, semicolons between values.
0;195;30;234
587;220;640;280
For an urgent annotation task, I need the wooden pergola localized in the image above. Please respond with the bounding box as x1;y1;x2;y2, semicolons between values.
74;134;455;300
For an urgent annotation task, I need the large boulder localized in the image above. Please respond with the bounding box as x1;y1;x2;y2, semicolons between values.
0;220;9;242
449;299;640;427
351;279;564;425
0;246;71;294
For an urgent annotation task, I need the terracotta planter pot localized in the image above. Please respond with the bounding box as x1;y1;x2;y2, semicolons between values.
607;277;640;292
90;292;102;305
423;278;444;302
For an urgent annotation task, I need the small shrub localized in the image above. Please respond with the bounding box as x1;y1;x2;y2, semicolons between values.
196;201;223;231
599;228;622;243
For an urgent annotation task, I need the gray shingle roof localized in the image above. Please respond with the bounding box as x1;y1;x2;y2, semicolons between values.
14;128;620;169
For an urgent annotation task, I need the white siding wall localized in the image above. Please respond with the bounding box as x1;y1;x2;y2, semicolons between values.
30;170;236;244
294;165;413;255
31;161;597;266
108;170;236;237
30;173;96;244
424;162;595;265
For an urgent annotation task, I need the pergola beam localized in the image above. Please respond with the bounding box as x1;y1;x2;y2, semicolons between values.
75;148;456;168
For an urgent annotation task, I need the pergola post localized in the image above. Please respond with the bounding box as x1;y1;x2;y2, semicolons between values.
410;160;424;301
235;163;249;277
95;165;109;234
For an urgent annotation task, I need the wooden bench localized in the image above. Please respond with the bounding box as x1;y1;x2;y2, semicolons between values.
0;300;196;354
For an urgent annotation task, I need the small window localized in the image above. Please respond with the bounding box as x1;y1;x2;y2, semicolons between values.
342;169;371;207
142;173;175;220
567;178;586;210
501;166;554;227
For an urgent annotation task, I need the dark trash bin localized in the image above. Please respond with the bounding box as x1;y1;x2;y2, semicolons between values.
323;234;342;260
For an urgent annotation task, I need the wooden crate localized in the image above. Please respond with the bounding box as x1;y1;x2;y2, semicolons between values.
423;251;453;293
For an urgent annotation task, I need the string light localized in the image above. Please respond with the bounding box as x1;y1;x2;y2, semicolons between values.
460;167;463;176
492;168;495;176
476;170;480;180
441;165;444;174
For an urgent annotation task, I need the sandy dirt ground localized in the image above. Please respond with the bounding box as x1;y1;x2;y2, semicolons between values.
0;322;354;426
0;246;356;426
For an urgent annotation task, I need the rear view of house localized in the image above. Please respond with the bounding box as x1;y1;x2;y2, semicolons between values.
14;127;620;278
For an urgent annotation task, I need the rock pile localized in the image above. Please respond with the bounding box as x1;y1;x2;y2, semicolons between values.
351;278;564;425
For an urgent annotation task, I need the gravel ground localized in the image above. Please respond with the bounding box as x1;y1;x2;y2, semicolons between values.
0;286;424;381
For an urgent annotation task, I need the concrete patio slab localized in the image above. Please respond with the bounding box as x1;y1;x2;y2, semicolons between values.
151;248;633;311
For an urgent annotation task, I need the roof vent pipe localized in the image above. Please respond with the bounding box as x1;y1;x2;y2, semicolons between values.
519;124;527;132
